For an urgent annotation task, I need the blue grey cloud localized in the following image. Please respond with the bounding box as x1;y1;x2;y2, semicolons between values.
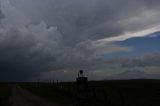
0;0;160;81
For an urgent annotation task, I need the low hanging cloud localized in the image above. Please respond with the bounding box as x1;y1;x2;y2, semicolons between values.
0;0;160;81
10;0;160;42
0;0;99;81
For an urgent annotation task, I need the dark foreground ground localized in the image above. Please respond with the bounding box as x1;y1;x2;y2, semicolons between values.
0;79;160;106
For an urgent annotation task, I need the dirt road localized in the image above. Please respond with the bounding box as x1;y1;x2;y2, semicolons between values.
11;85;58;106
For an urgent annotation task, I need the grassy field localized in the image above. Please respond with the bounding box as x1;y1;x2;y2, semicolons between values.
20;82;77;106
0;83;12;106
20;79;160;106
0;80;159;106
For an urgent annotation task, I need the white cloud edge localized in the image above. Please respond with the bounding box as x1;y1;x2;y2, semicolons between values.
92;26;160;46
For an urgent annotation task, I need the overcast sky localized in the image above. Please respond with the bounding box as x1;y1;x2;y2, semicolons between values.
0;0;160;81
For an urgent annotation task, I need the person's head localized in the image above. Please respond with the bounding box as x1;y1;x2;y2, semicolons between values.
79;70;83;75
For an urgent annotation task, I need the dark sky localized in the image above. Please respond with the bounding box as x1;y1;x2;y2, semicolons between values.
0;0;160;81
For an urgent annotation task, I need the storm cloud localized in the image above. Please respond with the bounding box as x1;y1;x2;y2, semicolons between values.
0;0;160;81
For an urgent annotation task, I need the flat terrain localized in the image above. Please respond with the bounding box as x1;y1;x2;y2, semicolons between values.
0;79;160;106
20;79;160;106
0;83;12;106
11;85;57;106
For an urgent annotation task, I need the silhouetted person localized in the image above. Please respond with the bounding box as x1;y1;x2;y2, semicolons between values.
76;70;88;106
76;70;88;92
